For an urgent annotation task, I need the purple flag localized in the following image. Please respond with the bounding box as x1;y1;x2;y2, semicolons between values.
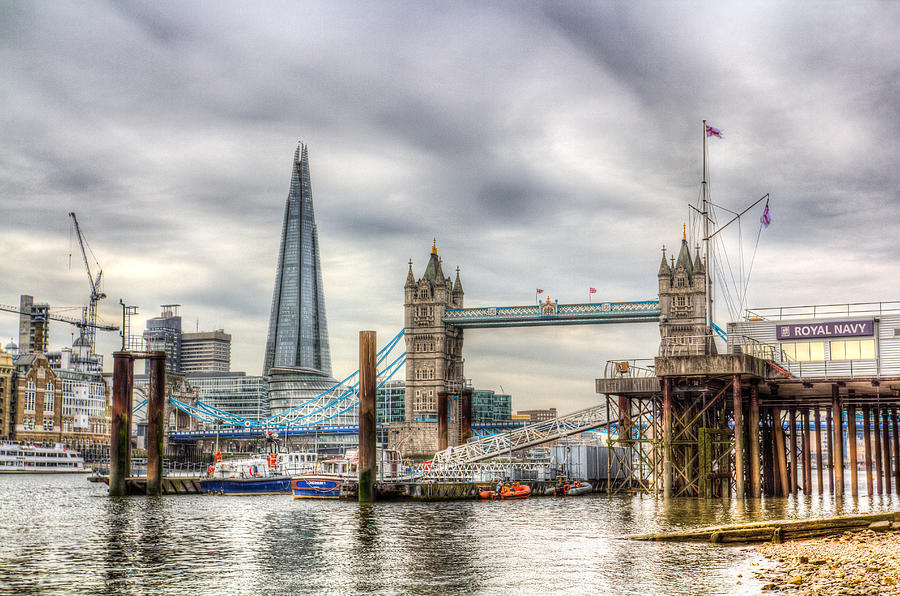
760;200;771;228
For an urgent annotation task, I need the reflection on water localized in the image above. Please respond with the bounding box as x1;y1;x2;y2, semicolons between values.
1;475;899;595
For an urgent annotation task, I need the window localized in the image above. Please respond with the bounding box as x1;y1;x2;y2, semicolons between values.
676;277;686;288
44;383;54;414
24;381;36;412
781;342;825;362
830;339;876;361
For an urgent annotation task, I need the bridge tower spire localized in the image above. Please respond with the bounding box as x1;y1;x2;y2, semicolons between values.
658;233;711;355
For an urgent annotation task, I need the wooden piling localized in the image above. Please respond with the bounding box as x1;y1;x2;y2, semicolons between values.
358;331;377;503
733;375;745;499
893;410;900;492
109;352;134;497
663;377;673;499
814;406;823;495
832;386;844;497
874;405;884;494
826;407;834;494
146;352;166;497
748;384;761;498
863;406;873;496
803;410;812;494
459;388;473;444
848;404;858;497
883;408;892;495
773;408;789;497
437;391;449;453
789;408;798;495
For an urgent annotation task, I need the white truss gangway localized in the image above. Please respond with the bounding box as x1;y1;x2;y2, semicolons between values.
431;404;611;466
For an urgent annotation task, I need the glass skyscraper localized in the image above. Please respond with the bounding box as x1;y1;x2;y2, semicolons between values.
263;143;332;376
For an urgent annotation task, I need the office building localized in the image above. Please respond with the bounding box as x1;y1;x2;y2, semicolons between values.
181;330;231;374
17;295;49;355
185;372;267;421
142;305;182;374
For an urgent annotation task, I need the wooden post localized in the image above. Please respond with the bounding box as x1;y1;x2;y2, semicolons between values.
358;331;377;503
748;384;761;498
848;404;858;497
883;408;892;495
874;405;883;494
436;392;449;452
832;386;844;498
863;406;873;496
109;352;134;497
663;377;673;499
459;388;473;444
814;406;823;495
773;408;789;497
826;407;834;494
893;409;900;492
803;410;812;494
146;352;166;497
789;408;798;495
733;375;745;499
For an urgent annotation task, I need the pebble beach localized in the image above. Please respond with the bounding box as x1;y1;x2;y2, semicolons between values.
754;528;900;594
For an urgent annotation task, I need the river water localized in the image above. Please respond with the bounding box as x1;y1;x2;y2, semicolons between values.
2;475;899;595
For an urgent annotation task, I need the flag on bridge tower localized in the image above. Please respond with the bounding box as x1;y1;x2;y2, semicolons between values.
589;287;597;302
535;288;543;304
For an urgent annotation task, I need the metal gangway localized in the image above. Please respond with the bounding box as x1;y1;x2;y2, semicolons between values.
427;405;611;481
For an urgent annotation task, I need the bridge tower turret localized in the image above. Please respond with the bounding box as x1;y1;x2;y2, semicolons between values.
403;241;464;421
658;231;711;355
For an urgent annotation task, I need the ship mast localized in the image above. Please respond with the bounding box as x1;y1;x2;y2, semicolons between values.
702;120;713;340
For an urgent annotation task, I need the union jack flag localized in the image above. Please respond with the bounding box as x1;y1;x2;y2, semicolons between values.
536;288;543;294
589;288;597;294
760;200;771;228
705;124;723;138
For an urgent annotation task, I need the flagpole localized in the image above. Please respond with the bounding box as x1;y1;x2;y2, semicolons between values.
702;120;713;344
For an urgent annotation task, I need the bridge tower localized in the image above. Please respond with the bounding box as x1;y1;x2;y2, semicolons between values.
391;241;464;455
657;230;711;355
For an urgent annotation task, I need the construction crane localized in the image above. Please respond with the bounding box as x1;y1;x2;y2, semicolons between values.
68;212;108;356
0;303;118;333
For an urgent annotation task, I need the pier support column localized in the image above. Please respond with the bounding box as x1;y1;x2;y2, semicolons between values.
774;408;789;497
733;375;745;499
832;386;844;498
437;392;449;453
146;352;166;497
893;410;900;491
459;388;473;444
109;352;134;497
803;410;812;494
882;408;892;495
748;384;761;498
358;331;377;503
863;406;873;495
826;407;834;494
848;404;858;497
789;408;798;495
814;406;824;495
874;405;884;494
663;377;673;499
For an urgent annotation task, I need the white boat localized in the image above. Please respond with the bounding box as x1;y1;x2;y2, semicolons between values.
0;442;86;473
200;451;318;495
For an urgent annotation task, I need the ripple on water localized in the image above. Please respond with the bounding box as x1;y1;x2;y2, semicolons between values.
2;475;900;594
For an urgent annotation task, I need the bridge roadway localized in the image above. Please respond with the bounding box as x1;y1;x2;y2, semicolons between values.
167;422;529;442
442;300;660;328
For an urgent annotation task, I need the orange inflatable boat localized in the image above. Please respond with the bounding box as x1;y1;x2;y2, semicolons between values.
479;482;531;500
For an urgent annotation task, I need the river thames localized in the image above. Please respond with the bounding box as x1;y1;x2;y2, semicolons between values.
2;475;900;594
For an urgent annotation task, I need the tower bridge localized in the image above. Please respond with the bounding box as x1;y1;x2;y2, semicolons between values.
393;236;703;456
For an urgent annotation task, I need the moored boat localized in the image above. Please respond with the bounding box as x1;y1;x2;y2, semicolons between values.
201;450;316;495
479;482;531;500
545;480;592;497
0;442;85;473
292;448;404;499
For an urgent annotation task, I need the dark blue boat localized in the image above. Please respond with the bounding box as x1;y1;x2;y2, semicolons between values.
200;475;292;495
291;476;344;499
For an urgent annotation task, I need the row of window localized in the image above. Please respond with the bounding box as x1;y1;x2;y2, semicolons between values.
748;339;877;362
23;381;55;413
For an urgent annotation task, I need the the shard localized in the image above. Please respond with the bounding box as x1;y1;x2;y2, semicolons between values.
263;143;332;376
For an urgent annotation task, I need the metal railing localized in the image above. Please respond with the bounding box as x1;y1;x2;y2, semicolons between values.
745;301;900;321
603;359;656;378
429;405;609;466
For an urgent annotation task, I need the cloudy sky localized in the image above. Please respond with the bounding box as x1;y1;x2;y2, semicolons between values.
1;1;898;412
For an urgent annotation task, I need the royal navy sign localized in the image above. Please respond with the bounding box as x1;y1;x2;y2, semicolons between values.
776;319;874;340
